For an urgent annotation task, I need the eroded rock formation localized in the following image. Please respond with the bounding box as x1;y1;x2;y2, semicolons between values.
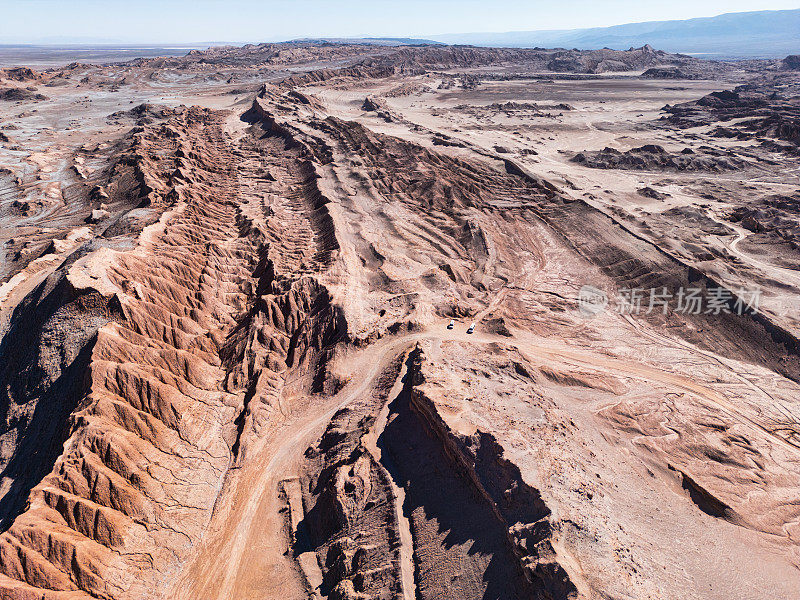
1;41;800;600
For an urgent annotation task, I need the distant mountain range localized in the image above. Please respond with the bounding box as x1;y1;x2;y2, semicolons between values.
430;9;800;58
4;9;797;61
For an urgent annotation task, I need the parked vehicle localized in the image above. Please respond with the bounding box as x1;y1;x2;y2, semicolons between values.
447;319;455;329
467;322;475;334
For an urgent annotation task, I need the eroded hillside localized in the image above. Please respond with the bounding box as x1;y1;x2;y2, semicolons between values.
1;43;799;600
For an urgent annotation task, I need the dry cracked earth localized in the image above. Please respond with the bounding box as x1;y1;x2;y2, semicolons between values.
1;42;800;600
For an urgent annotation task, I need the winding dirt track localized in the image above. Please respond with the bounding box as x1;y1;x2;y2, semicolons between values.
169;306;793;600
167;333;421;600
3;44;800;600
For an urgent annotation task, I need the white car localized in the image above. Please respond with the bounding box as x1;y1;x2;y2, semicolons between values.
447;319;455;329
467;322;476;334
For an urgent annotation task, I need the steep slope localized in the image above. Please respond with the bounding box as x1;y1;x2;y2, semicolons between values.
1;41;800;600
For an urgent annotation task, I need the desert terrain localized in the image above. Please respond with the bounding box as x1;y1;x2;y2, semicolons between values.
1;42;799;600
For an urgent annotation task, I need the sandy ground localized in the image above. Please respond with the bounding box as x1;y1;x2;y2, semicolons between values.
1;45;799;600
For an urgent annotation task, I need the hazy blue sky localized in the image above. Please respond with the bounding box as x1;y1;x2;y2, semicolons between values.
1;0;799;44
